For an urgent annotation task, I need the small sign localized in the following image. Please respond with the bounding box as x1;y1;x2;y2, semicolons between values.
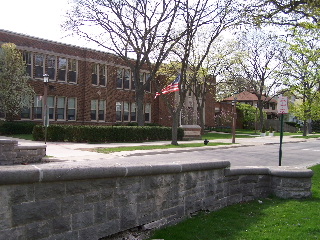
277;95;288;114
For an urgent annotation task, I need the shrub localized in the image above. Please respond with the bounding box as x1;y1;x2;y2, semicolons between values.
0;121;37;135
32;125;184;143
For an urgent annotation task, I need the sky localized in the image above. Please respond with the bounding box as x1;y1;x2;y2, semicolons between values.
0;0;100;50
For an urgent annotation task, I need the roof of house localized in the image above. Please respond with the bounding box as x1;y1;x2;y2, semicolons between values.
223;91;277;103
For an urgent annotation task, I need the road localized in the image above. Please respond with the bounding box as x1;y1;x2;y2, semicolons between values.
118;140;320;168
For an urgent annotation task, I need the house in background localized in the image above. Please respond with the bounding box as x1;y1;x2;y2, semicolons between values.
221;91;278;119
0;29;216;128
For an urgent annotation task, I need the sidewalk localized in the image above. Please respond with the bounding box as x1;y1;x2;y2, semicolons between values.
0;134;309;160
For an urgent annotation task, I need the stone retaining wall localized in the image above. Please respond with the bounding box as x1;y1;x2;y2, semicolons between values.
0;140;46;165
0;162;313;240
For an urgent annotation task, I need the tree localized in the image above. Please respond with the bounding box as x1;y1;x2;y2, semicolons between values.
246;0;320;27
225;30;284;129
156;0;243;145
281;27;320;136
236;103;257;129
64;0;184;126
0;43;34;121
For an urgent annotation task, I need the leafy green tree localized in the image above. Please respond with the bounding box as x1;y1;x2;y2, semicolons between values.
281;27;320;136
0;43;34;121
236;103;257;129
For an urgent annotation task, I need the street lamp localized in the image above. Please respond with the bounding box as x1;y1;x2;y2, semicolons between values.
231;93;238;144
43;74;49;144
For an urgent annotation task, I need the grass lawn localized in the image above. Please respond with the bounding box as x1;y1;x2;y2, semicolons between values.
148;164;320;240
202;132;257;140
95;142;232;154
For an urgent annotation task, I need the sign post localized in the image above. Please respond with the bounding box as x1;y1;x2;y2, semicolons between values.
277;95;289;166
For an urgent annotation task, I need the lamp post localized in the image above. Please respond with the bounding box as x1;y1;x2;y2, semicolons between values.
43;74;49;144
231;94;238;144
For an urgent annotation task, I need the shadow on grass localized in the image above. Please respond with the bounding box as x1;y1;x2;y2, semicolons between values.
149;165;320;240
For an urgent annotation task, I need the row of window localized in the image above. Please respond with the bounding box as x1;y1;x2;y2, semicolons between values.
21;96;77;121
22;51;152;91
23;52;78;83
92;101;151;122
14;96;151;123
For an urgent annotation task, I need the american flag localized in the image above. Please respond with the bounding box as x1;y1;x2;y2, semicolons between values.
155;74;180;98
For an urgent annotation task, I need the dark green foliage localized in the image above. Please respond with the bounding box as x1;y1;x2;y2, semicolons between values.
32;125;184;142
285;121;301;128
0;121;37;134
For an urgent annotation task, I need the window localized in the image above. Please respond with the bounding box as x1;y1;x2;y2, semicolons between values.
33;95;42;119
48;96;55;120
47;56;56;80
58;58;67;81
123;102;129;121
99;65;106;86
35;54;44;78
23;52;32;77
98;100;105;121
145;73;151;92
131;71;135;90
68;97;76;120
145;103;151;122
271;103;276;110
130;103;136;122
116;102;122;121
92;64;98;85
21;107;31;119
57;97;66;120
68;59;77;83
116;69;123;88
91;100;98;120
264;102;269;109
124;69;130;89
140;72;145;87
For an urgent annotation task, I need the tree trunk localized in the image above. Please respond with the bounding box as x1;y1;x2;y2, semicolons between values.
136;87;145;126
171;110;180;145
197;105;205;135
303;119;307;136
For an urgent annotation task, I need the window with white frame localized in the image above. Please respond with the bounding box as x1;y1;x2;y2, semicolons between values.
98;100;105;121
33;95;42;119
92;64;98;85
91;100;98;120
116;69;123;89
58;58;67;81
68;59;77;83
35;54;44;79
68;97;76;120
145;73;151;92
123;102;129;121
145;103;151;122
116;102;122;121
124;69;130;89
57;97;66;120
47;56;56;80
131;71;135;90
99;65;106;86
47;96;55;120
130;103;136;122
23;51;32;77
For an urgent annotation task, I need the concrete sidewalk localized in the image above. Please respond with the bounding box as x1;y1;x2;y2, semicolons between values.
0;134;310;160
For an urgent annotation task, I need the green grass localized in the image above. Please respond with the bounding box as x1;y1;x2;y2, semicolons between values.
148;165;320;240
292;135;320;139
202;132;257;140
95;142;232;154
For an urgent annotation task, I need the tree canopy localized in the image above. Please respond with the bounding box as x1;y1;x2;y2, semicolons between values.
0;43;34;121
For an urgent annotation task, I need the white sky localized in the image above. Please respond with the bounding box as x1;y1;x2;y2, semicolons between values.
0;0;100;49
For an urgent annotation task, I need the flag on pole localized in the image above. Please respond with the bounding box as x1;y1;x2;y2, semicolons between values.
155;74;180;99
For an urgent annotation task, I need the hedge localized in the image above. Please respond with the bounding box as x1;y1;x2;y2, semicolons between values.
32;125;184;143
0;121;37;135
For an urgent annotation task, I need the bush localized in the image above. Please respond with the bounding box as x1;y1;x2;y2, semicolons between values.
32;125;184;143
0;121;37;135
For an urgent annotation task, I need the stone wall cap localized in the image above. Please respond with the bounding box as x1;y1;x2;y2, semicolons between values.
0;139;18;144
225;166;270;176
269;166;314;178
180;125;201;129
